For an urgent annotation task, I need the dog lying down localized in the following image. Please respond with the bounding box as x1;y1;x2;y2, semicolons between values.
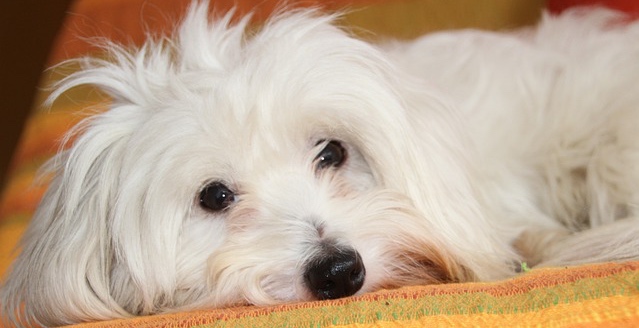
2;1;639;326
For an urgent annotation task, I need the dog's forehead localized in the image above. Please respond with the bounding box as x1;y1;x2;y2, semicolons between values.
222;108;320;168
156;16;393;175
175;90;318;170
190;74;341;158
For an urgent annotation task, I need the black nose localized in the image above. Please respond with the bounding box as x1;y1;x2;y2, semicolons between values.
304;248;366;300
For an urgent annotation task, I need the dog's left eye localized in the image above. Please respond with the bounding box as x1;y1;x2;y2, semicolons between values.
199;182;235;212
315;140;346;170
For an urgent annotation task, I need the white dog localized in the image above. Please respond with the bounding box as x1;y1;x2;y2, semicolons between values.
3;1;639;326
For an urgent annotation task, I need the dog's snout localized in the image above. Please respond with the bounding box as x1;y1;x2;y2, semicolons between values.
304;248;365;300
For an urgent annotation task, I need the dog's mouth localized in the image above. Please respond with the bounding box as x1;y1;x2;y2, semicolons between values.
303;246;366;300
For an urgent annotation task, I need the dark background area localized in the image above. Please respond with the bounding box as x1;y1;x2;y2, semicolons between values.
0;1;72;185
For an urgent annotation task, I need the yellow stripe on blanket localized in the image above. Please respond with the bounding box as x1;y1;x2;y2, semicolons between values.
336;296;639;328
67;262;639;328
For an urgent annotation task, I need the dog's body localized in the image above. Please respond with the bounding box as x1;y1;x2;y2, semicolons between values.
3;2;639;326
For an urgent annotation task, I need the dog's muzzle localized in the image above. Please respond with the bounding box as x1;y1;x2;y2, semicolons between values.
303;246;365;300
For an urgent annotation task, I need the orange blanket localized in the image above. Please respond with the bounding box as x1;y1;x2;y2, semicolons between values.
62;262;639;327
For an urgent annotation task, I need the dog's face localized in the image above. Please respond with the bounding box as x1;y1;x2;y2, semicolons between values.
3;4;483;324
166;94;460;306
121;22;464;306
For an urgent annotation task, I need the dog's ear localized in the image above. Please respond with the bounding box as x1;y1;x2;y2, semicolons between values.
0;60;149;325
1;21;169;328
334;78;517;281
2;38;183;323
1;155;130;327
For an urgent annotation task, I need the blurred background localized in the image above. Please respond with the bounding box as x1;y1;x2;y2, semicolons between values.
1;1;72;186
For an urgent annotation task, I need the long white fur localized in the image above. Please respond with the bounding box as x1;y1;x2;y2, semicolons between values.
2;1;639;326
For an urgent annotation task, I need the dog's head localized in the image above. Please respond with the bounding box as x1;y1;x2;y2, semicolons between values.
2;2;508;326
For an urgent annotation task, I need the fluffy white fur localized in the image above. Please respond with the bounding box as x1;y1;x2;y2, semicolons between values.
3;1;639;326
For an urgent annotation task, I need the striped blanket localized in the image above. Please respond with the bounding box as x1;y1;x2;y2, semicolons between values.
61;262;639;327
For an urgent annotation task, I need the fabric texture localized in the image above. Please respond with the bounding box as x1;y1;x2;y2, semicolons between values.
67;262;639;327
2;0;638;327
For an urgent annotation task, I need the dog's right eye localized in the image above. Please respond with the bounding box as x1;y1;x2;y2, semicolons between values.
199;182;235;212
315;140;346;170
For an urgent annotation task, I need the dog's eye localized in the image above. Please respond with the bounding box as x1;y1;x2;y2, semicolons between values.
315;140;346;170
199;182;235;212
